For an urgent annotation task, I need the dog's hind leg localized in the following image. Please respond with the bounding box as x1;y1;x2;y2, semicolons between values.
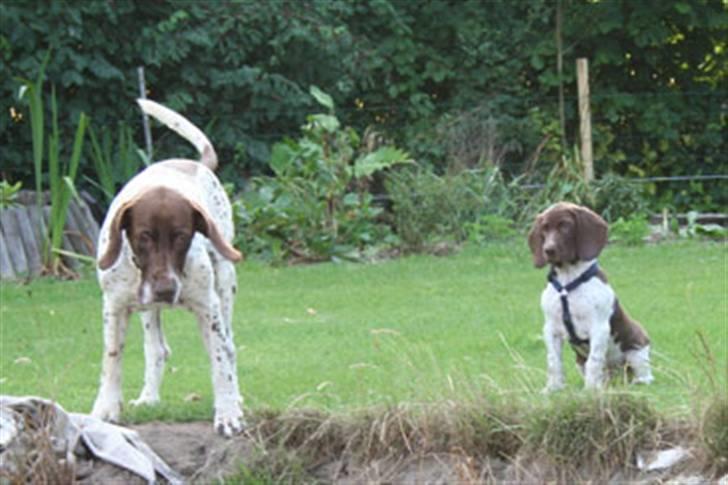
131;309;171;407
91;300;131;422
626;345;654;384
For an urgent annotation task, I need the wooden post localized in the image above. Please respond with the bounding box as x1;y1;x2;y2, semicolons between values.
576;58;594;182
137;66;153;160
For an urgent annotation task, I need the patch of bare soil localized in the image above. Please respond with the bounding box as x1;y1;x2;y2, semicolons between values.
74;421;720;484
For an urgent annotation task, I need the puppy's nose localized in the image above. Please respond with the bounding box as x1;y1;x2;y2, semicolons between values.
544;247;556;257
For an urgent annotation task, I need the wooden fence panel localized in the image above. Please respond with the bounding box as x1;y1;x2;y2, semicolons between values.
0;208;29;276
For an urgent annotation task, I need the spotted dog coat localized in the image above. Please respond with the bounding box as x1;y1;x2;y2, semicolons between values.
91;100;244;436
528;202;654;391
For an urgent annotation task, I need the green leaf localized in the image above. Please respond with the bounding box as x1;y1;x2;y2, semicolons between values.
309;85;334;110
353;146;412;179
308;114;340;133
269;142;296;177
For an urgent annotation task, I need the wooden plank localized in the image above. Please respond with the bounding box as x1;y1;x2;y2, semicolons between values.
27;205;48;266
0;208;29;276
0;229;16;280
63;203;87;256
14;206;42;275
69;199;98;255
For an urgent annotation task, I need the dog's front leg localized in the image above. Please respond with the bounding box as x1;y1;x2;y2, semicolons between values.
584;321;610;389
131;309;170;407
543;319;566;392
91;300;130;422
193;295;244;437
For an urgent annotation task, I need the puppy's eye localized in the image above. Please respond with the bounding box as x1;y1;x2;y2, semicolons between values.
173;232;190;244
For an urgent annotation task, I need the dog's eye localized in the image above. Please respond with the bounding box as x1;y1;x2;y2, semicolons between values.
138;231;154;244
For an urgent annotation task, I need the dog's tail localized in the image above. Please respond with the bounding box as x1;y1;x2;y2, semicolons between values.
137;99;218;171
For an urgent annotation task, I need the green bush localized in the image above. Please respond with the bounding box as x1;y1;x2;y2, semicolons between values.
609;215;651;246
385;165;518;251
236;87;409;263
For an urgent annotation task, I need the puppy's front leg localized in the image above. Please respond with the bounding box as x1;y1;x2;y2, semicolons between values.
584;320;610;389
544;319;566;392
91;300;130;421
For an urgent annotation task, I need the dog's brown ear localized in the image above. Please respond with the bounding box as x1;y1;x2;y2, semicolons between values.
98;201;133;270
573;205;608;261
191;203;243;263
528;215;547;268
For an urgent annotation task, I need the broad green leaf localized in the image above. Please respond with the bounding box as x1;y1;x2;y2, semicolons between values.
353;147;411;179
310;85;334;110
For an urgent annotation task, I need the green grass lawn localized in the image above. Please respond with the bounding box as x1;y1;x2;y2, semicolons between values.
0;240;724;423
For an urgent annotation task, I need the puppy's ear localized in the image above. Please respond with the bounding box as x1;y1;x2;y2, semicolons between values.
527;215;547;268
573;206;608;261
98;201;133;270
191;203;243;263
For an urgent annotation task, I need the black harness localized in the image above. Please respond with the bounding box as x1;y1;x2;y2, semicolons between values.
547;262;600;349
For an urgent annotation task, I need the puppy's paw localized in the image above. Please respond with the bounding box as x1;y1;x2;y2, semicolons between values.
542;383;565;394
214;402;245;437
632;374;654;385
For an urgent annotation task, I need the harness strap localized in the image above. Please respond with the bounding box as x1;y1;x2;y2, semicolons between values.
547;262;600;347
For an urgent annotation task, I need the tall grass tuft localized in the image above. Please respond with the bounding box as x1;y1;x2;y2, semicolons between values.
700;397;728;473
86;121;141;204
17;52;88;276
525;392;659;471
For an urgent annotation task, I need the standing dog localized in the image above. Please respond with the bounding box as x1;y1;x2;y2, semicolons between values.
91;99;244;436
528;202;653;391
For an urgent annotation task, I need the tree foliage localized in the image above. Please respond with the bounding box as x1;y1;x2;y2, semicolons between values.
1;0;725;210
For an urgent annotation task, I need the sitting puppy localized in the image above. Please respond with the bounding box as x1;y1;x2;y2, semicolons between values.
528;202;654;391
91;99;244;436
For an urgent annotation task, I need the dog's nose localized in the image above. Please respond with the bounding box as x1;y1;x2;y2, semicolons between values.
545;247;556;257
152;279;178;303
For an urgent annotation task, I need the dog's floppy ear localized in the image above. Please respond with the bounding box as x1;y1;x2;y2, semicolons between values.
98;201;134;270
573;205;608;261
527;215;547;268
191;202;243;263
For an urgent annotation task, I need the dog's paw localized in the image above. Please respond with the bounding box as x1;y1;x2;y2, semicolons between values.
91;397;122;422
130;393;160;407
214;403;245;437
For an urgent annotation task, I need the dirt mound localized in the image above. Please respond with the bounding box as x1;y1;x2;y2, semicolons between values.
72;421;719;484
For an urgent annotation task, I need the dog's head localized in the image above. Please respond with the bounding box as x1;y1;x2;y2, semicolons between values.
98;187;241;304
527;202;608;268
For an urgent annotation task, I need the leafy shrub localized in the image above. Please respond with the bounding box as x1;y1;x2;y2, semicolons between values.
591;174;649;223
465;214;518;244
385;165;518;251
609;215;650;245
236;87;410;263
0;180;22;209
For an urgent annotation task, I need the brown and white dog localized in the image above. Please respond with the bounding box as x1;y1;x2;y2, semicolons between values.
91;100;244;436
528;202;653;391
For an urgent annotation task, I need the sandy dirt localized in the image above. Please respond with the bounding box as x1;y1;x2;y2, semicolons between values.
70;421;720;484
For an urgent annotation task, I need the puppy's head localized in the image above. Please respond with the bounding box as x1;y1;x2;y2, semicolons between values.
527;202;607;268
98;187;241;304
